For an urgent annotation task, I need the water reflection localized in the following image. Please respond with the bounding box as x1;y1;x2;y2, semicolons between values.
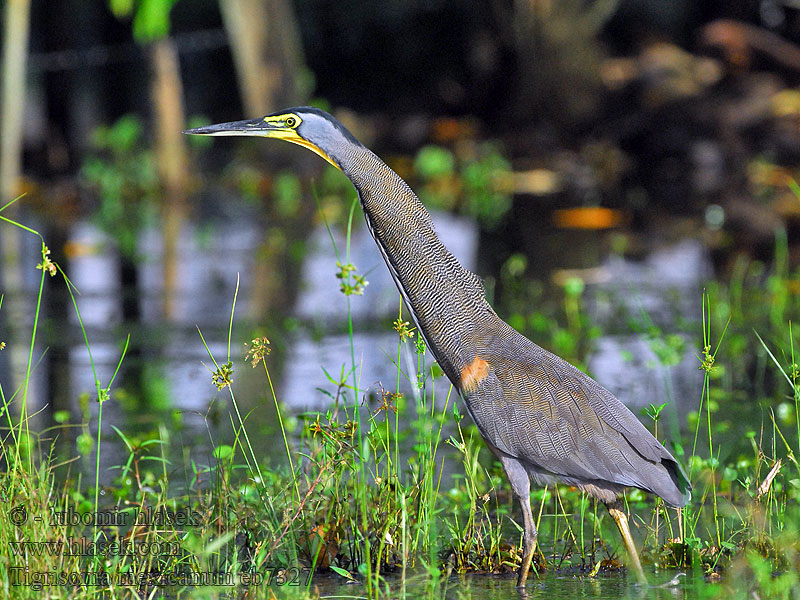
297;569;702;600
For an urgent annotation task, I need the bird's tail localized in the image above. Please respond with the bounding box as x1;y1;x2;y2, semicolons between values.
657;458;692;507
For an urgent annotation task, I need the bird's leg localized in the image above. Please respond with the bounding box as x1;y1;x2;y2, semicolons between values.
606;501;647;585
498;456;538;587
517;488;538;588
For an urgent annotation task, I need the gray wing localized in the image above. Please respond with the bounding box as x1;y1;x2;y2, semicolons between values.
463;332;688;506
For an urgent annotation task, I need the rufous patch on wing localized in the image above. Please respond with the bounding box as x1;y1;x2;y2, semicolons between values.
460;355;489;393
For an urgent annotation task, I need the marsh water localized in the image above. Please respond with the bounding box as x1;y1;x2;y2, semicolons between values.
279;569;706;599
2;203;712;476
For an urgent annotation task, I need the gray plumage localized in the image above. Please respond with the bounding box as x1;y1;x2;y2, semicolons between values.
341;136;689;508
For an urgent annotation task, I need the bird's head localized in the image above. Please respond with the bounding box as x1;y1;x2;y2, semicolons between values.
183;107;362;172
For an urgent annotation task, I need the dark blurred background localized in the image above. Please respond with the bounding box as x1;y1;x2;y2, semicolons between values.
2;0;800;464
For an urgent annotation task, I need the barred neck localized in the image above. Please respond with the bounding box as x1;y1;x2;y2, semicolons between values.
338;145;492;381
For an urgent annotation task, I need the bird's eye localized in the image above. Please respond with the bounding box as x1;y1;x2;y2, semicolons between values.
285;117;297;128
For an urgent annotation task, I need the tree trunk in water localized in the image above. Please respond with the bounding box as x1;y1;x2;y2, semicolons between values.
0;0;34;411
150;38;190;321
219;0;308;115
219;0;311;321
510;0;609;126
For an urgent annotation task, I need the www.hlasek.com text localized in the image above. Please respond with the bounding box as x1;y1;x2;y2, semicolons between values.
10;537;182;558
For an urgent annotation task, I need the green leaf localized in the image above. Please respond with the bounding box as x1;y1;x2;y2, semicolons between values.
111;425;134;452
76;432;95;455
415;145;455;179
563;276;585;298
274;172;302;217
330;566;355;580
53;410;70;424
132;0;178;42
213;444;233;461
108;0;135;18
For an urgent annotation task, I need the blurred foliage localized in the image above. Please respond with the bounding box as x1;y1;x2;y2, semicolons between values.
698;227;800;457
496;252;601;367
226;161;355;229
273;171;303;218
81;114;159;258
414;142;512;230
183;115;213;149
108;0;178;43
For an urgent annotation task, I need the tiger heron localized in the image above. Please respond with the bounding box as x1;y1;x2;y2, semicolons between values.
184;108;691;586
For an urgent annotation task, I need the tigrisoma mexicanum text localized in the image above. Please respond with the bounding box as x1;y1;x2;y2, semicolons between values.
184;107;691;586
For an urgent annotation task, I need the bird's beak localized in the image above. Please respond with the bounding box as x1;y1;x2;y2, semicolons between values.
183;118;341;170
183;118;292;138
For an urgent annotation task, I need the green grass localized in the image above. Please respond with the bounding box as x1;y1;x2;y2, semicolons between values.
4;192;800;600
